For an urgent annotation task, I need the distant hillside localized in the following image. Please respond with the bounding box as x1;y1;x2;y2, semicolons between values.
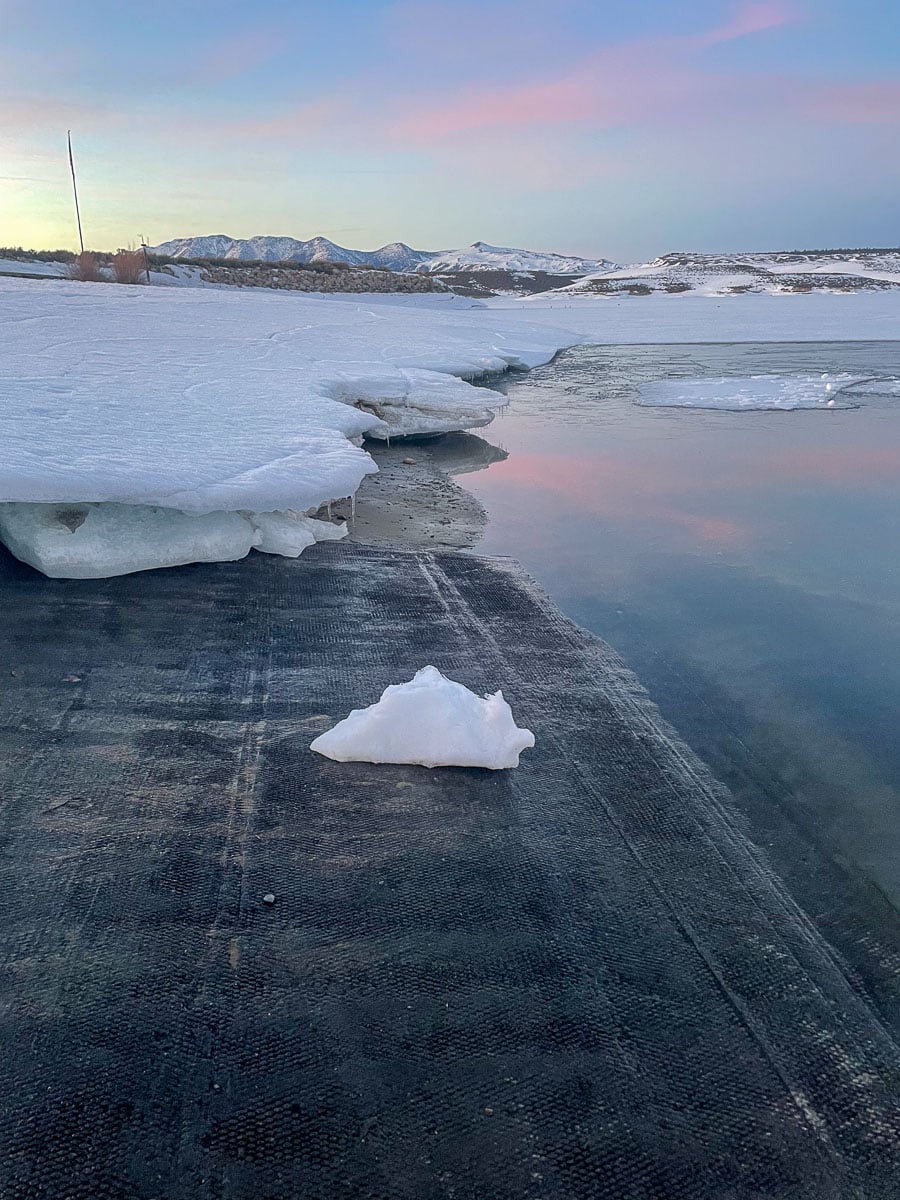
556;248;900;297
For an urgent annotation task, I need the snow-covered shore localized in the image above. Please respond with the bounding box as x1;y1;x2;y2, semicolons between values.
3;280;900;577
0;278;575;577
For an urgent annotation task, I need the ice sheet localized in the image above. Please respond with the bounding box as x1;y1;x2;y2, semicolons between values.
0;278;575;574
325;367;503;439
0;279;573;517
635;373;882;411
310;665;535;769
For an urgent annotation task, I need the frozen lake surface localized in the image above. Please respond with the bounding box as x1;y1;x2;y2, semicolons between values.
465;340;900;1018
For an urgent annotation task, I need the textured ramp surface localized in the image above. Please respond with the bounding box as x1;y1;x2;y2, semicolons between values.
0;542;898;1200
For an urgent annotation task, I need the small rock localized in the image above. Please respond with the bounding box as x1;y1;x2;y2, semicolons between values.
262;893;276;906
402;457;417;465
63;674;82;683
44;796;78;813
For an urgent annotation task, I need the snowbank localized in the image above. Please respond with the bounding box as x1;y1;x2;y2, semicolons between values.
0;278;575;576
310;665;535;769
0;257;69;279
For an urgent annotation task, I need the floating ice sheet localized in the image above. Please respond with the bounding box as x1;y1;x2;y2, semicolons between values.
310;665;535;769
843;377;900;396
634;373;886;411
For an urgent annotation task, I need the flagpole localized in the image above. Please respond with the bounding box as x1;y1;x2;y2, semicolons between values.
67;130;85;254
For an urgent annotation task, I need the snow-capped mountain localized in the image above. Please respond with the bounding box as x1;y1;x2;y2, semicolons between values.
149;235;609;276
419;241;612;275
150;234;434;272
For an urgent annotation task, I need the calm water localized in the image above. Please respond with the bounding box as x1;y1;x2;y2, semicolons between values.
463;341;900;1015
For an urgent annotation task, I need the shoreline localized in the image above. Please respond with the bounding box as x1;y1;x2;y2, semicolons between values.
346;432;507;552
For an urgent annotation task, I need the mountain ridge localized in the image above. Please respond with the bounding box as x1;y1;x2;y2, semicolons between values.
149;234;612;276
131;237;900;296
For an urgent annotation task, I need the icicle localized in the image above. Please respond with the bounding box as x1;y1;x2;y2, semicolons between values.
327;500;332;519
350;492;357;528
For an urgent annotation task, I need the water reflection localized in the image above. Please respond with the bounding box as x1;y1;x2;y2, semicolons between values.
479;341;900;610
464;342;900;995
425;431;508;477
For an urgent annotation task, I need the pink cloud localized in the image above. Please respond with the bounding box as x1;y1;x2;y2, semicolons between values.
192;27;285;84
385;0;569;64
386;4;799;146
699;1;797;46
0;92;112;133
388;52;710;146
392;77;595;140
138;0;895;195
807;80;900;124
429;136;626;189
232;99;354;141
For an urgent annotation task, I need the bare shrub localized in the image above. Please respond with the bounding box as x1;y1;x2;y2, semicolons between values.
68;251;104;282
112;249;146;284
0;246;75;263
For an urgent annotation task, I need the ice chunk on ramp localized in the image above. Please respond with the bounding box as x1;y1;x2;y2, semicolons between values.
310;665;535;769
249;511;347;557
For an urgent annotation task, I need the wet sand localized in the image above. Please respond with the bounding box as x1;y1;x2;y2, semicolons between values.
347;433;506;550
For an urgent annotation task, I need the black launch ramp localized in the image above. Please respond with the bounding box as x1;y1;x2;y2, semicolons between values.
0;542;897;1199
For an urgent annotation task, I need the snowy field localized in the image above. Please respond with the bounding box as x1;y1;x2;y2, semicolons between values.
0;257;68;278
2;278;899;577
490;288;900;342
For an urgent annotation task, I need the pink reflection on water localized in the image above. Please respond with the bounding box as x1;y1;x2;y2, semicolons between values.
487;452;750;548
766;444;900;486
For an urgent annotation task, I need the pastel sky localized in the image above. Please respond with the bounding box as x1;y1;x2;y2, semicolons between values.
2;0;899;259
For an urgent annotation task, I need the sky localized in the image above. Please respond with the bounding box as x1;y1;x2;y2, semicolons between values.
1;0;899;260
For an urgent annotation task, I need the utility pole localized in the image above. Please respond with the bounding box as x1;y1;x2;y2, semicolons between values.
67;131;85;254
140;235;151;284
